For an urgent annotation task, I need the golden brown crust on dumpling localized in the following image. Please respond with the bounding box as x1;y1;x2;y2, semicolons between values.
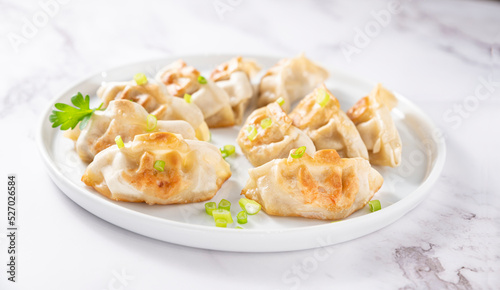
82;132;231;205
156;60;201;97
210;56;261;82
241;149;383;220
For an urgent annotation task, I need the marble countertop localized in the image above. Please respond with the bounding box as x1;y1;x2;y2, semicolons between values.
0;0;498;289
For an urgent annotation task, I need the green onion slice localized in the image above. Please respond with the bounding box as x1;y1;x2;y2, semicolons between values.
246;125;258;141
237;211;248;224
218;199;231;211
220;145;235;158
215;218;227;228
205;202;217;216
260;118;272;129
146;114;157;131
316;89;330;107
235;226;243;229
368;200;381;212
154;160;165;172
212;209;233;224
276;97;285;106
291;146;306;159
239;198;261;215
134;73;148;85
197;76;207;84
115;135;124;149
184;93;192;103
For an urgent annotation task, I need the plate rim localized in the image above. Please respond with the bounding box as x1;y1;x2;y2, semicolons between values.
36;54;447;252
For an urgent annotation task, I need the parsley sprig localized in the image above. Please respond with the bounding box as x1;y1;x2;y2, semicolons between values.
49;92;103;130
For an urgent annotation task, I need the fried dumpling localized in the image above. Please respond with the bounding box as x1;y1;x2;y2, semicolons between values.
347;84;402;167
289;85;368;160
210;57;261;124
97;79;210;141
191;79;235;128
241;150;384;220
72;100;196;163
237;102;315;167
82;132;232;205
155;59;201;97
258;53;329;112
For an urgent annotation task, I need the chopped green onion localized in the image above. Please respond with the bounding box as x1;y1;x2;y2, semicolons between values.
291;146;306;159
218;199;231;211
215;218;227;228
219;144;235;159
134;73;148;85
260;117;272;129
246;125;258;141
316;89;330;107
368;200;381;212
184;93;192;103
235;226;243;229
205;202;217;216
146;114;157;131
239;198;261;215
237;211;248;224
220;149;228;158
212;209;233;224
197;76;207;84
115;135;124;149
276;97;285;106
154;160;165;172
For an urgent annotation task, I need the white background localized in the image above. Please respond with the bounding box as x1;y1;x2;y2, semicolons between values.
0;0;499;289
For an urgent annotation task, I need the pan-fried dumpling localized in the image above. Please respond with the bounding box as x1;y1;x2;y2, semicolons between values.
155;59;201;97
237;102;315;167
191;79;235;128
241;149;384;220
210;57;261;124
289;85;368;160
347;84;402;167
82;132;232;205
258;53;329;112
97;79;210;141
72;100;196;163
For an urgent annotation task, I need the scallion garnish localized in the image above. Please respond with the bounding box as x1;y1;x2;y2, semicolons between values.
146;114;157;131
237;211;248;224
276;97;285;106
184;93;192;103
115;135;124;149
218;199;231;211
368;200;381;212
239;198;261;215
246;125;258;141
197;76;207;84
215;218;227;228
212;209;233;224
205;202;217;216
260;117;272;129
154;160;165;172
316;89;330;107
291;146;306;159
134;73;148;85
235;226;243;229
220;145;235;158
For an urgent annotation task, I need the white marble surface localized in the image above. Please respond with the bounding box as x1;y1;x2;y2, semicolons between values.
0;0;499;289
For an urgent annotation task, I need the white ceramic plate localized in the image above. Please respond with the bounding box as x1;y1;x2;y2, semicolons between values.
37;54;446;252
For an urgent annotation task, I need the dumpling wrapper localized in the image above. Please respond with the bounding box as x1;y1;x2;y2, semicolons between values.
155;59;201;97
97;79;210;141
210;57;261;124
71;100;195;163
191;79;235;128
82;132;232;205
237;102;315;167
347;84;402;167
290;84;368;160
241;149;384;220
258;53;329;112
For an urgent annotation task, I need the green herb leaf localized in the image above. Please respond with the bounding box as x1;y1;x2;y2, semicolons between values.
49;92;103;131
